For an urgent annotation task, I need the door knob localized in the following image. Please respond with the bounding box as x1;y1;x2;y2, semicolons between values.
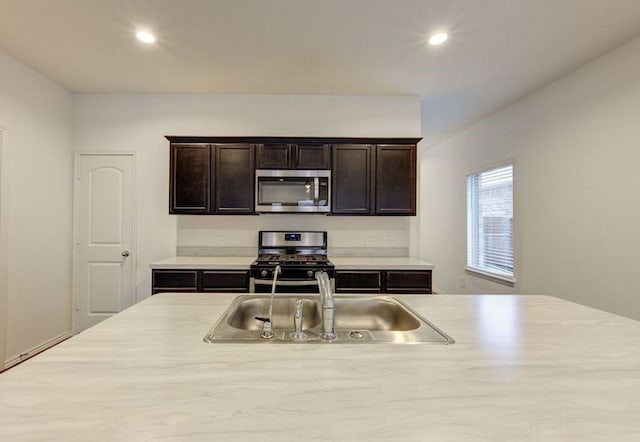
121;250;130;257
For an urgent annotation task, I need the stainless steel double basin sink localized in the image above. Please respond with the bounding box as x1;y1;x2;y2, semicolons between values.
204;295;454;344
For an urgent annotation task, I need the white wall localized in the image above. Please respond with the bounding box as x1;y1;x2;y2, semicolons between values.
420;35;640;320
0;128;6;367
73;94;421;301
0;51;73;368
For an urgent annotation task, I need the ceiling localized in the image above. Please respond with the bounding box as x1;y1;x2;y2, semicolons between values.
1;0;640;144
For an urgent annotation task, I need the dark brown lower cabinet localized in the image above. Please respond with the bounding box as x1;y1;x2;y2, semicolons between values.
152;270;198;293
335;270;432;294
152;268;430;294
201;271;250;293
152;270;249;294
334;271;382;293
385;270;432;294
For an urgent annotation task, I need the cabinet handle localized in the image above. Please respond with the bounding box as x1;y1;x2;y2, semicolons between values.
121;250;130;257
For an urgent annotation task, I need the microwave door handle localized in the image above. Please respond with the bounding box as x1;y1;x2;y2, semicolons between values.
314;177;319;205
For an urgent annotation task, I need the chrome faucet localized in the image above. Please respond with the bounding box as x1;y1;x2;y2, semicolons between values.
259;264;281;339
289;298;307;340
315;271;336;340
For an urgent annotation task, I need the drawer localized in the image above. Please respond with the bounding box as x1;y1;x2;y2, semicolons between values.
152;288;198;294
385;270;432;294
201;270;249;292
335;271;382;293
152;270;198;289
151;270;198;294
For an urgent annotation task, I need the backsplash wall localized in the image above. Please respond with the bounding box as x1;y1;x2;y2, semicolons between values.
177;215;410;257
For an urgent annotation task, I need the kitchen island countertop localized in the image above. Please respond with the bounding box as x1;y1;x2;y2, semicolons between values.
1;293;639;441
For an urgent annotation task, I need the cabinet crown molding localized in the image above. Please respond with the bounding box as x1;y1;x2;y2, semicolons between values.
165;136;422;145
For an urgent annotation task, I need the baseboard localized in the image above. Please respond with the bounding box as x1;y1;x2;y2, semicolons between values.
3;331;73;371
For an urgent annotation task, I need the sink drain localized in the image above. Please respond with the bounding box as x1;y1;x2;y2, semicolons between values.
349;331;364;340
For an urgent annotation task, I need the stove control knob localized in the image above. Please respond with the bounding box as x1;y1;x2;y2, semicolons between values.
261;270;268;278
307;270;314;278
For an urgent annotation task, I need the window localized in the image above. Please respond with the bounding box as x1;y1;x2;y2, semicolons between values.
466;163;514;282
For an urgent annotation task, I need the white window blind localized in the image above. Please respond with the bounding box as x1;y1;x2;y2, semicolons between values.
467;164;513;279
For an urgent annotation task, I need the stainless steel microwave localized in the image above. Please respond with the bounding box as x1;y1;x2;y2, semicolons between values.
255;170;331;213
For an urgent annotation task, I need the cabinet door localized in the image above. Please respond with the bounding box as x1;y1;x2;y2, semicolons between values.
214;144;255;214
169;144;211;214
202;271;249;292
335;271;382;293
374;145;416;215
295;144;331;169
152;270;199;294
385;270;432;294
256;143;291;169
331;144;372;214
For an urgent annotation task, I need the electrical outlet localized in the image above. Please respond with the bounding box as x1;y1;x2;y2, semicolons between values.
383;235;395;246
459;278;466;288
214;234;228;245
365;235;377;246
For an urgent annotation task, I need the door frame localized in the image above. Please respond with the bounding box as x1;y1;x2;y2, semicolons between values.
0;127;7;368
72;152;137;334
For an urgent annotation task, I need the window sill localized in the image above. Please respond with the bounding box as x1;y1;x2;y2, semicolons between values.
464;267;515;287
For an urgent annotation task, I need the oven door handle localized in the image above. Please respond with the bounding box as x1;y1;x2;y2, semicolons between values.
253;279;319;287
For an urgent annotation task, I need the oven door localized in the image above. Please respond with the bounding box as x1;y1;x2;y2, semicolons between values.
251;278;320;294
255;170;330;213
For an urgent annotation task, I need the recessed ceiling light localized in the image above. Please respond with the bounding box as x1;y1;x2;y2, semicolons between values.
136;30;156;44
428;32;448;46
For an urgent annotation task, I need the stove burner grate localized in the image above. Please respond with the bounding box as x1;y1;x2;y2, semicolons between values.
254;254;329;266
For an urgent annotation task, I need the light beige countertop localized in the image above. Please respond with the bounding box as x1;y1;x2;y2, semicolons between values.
330;256;433;270
151;256;434;270
150;256;256;269
1;293;639;441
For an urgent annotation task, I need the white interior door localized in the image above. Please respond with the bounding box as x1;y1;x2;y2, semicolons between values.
75;153;135;332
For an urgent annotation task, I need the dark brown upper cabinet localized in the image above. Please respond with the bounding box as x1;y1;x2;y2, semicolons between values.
169;143;211;214
256;143;331;169
295;144;331;169
169;141;255;215
214;143;255;214
374;145;416;215
331;143;417;216
256;143;290;169
167;136;419;216
332;144;372;214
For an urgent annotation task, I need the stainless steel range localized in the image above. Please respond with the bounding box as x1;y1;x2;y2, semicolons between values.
250;231;335;293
